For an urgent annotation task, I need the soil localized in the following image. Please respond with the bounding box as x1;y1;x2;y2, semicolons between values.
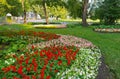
96;56;115;79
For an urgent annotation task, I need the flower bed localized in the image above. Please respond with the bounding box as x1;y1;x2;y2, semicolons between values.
94;28;120;33
27;35;95;50
0;31;101;79
33;24;67;29
94;25;120;33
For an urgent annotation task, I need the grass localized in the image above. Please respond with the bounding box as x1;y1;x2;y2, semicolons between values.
0;24;120;79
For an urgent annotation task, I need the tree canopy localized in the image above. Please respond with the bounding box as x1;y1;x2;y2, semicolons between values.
0;0;22;16
66;0;82;18
94;0;120;24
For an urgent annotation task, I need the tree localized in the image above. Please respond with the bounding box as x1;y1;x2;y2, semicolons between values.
0;0;23;17
48;6;68;19
82;0;89;26
0;0;11;16
94;0;120;24
66;0;89;26
20;0;30;24
6;0;22;16
31;0;65;24
43;0;49;24
67;0;82;18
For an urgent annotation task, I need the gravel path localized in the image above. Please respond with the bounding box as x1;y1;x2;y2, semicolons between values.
96;56;114;79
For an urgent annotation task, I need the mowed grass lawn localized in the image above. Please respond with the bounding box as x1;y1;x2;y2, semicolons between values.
0;24;120;79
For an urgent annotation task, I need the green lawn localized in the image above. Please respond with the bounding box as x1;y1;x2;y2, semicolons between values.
0;24;120;79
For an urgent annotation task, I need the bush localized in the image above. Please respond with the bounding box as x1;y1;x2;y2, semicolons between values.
94;25;120;29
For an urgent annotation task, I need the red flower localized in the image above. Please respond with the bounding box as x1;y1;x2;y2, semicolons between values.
45;51;53;60
40;51;44;57
30;64;33;68
10;65;16;72
2;67;11;73
32;45;35;50
44;59;48;65
25;57;30;64
54;54;58;60
50;63;54;67
33;32;37;36
58;50;62;57
32;75;36;79
17;57;23;65
40;71;44;79
54;70;59;73
22;75;30;79
33;66;37;72
17;65;23;75
40;65;47;78
34;50;38;55
20;55;24;60
26;67;31;72
32;58;38;66
2;78;6;79
67;59;71;65
58;60;62;65
46;75;51;79
32;58;38;72
13;76;20;79
13;54;17;58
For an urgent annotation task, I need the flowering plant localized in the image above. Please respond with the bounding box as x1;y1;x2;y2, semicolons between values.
56;48;101;79
0;31;101;79
1;45;79;79
0;31;60;41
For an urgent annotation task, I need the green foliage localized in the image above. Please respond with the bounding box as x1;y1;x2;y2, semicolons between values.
0;36;27;68
67;0;82;18
0;0;10;16
48;6;68;19
94;25;120;29
0;0;23;16
94;0;120;25
0;30;60;70
6;0;22;16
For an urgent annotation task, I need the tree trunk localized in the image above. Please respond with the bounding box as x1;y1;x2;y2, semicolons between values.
43;0;49;24
82;0;89;26
23;9;27;24
22;0;27;24
35;12;37;20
